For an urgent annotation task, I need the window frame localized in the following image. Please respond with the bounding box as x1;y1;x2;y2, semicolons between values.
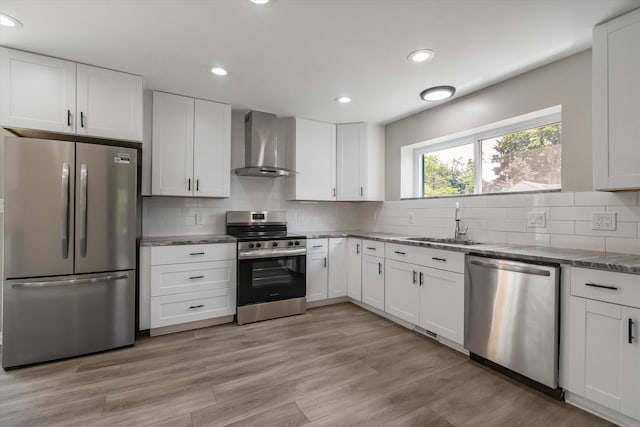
415;112;562;198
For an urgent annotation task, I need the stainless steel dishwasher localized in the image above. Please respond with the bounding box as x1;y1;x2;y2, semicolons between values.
464;255;561;398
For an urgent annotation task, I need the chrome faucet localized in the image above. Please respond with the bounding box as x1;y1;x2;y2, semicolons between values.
455;202;468;240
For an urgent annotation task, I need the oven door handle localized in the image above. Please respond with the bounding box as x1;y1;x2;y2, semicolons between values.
238;248;307;260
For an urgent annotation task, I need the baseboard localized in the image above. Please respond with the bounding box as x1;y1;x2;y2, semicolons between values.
306;296;349;309
150;315;234;336
565;392;640;427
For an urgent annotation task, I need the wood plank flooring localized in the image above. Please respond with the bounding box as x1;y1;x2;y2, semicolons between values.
0;303;613;427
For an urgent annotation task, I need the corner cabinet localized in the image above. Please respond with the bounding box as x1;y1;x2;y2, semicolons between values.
568;267;640;422
0;47;142;141
593;8;640;190
151;91;231;198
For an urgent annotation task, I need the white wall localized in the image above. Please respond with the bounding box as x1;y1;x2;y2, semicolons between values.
385;50;593;200
142;111;366;236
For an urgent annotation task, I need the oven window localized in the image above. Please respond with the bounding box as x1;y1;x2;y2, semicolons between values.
252;258;298;288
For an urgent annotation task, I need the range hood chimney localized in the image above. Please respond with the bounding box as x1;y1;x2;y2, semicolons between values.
234;111;295;177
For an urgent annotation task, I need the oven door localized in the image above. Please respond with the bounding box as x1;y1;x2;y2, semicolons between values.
237;255;306;306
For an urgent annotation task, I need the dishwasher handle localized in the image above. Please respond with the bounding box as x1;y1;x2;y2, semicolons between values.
469;259;551;277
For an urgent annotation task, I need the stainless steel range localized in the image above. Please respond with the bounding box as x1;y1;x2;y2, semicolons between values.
226;211;307;325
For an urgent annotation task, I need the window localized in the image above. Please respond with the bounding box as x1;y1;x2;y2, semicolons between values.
415;113;561;197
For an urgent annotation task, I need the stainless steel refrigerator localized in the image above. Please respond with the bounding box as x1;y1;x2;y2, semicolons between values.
2;136;137;368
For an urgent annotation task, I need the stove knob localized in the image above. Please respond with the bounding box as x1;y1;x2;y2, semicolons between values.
256;243;262;248
294;241;300;246
288;241;294;246
248;243;255;249
272;242;278;247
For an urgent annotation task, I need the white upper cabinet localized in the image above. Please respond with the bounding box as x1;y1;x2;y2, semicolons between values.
151;91;231;198
285;117;337;201
593;8;640;190
328;238;347;298
76;64;143;141
336;122;385;201
0;48;76;134
0;48;142;141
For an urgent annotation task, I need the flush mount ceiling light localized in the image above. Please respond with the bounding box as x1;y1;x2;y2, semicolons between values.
420;85;456;101
210;66;228;76
250;0;270;4
407;49;434;63
335;96;351;104
0;13;22;27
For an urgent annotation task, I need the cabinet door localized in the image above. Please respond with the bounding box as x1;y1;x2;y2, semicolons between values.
593;9;640;190
384;259;419;324
419;268;464;345
347;238;362;301
294;118;336;200
570;297;640;419
76;64;143;141
362;255;384;311
151;92;194;196
306;251;328;302
0;48;76;133
336;123;366;201
328;238;347;298
193;99;231;197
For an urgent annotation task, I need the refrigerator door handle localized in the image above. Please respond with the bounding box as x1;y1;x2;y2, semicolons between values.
12;273;129;288
61;162;70;259
79;163;88;257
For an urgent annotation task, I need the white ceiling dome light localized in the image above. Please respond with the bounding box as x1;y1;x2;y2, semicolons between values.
210;66;228;76
407;49;434;63
250;0;270;4
420;86;456;101
335;96;351;104
0;13;23;27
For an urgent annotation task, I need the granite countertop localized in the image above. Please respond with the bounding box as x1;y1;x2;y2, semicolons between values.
140;234;236;247
300;231;640;275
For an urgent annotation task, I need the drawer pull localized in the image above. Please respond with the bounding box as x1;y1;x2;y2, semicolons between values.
189;252;205;256
413;270;417;284
394;251;406;255
189;275;205;280
189;304;204;310
432;257;447;262
629;318;635;344
585;282;618;291
378;262;382;275
312;245;323;248
419;271;424;286
367;247;377;251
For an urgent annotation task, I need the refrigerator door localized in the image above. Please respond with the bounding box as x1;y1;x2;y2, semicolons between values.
2;271;135;368
4;137;75;279
74;143;137;274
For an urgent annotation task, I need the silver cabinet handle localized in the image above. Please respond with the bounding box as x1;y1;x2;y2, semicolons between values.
413;270;417;284
469;259;551;277
189;304;204;310
585;282;618;291
13;273;129;288
189;252;205;256
79;163;88;257
61;162;70;259
189;275;205;280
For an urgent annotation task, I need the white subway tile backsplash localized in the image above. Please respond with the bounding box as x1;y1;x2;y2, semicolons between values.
606;205;640;222
549;235;606;252
531;192;575;206
507;232;550;247
486;219;527;233
605;238;640;255
574;191;638;206
574;221;638;238
549;206;603;221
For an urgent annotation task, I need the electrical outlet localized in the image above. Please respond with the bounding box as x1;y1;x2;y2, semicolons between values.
408;212;414;224
195;213;204;225
527;211;546;228
591;212;616;231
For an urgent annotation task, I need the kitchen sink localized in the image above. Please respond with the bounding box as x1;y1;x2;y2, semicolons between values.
403;237;481;245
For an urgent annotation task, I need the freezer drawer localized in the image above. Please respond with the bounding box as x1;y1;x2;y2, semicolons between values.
2;271;135;368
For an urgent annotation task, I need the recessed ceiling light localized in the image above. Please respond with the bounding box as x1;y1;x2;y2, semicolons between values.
250;0;270;4
0;13;22;27
408;49;434;63
210;67;228;76
335;96;351;104
420;86;456;101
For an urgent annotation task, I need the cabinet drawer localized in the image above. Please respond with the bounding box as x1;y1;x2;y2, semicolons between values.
150;243;235;265
385;243;464;273
150;288;236;328
571;267;640;309
362;239;384;256
307;238;328;254
150;260;236;297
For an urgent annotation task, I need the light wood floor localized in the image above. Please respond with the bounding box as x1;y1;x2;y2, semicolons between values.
0;303;613;427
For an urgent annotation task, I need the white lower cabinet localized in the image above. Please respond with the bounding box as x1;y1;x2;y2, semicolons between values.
328;238;347;298
419;267;464;344
362;254;385;310
568;267;640;422
347;238;362;301
139;242;236;333
384;259;420;324
306;239;329;302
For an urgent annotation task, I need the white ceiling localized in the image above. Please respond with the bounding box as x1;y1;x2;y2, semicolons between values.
1;0;638;125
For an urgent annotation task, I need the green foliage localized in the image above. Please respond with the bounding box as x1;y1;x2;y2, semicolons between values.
423;154;474;196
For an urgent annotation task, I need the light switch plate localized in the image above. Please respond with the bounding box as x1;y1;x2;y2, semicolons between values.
195;213;204;225
592;212;616;231
408;212;414;224
527;211;546;228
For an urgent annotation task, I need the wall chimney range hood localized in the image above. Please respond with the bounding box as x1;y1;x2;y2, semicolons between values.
234;111;296;177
